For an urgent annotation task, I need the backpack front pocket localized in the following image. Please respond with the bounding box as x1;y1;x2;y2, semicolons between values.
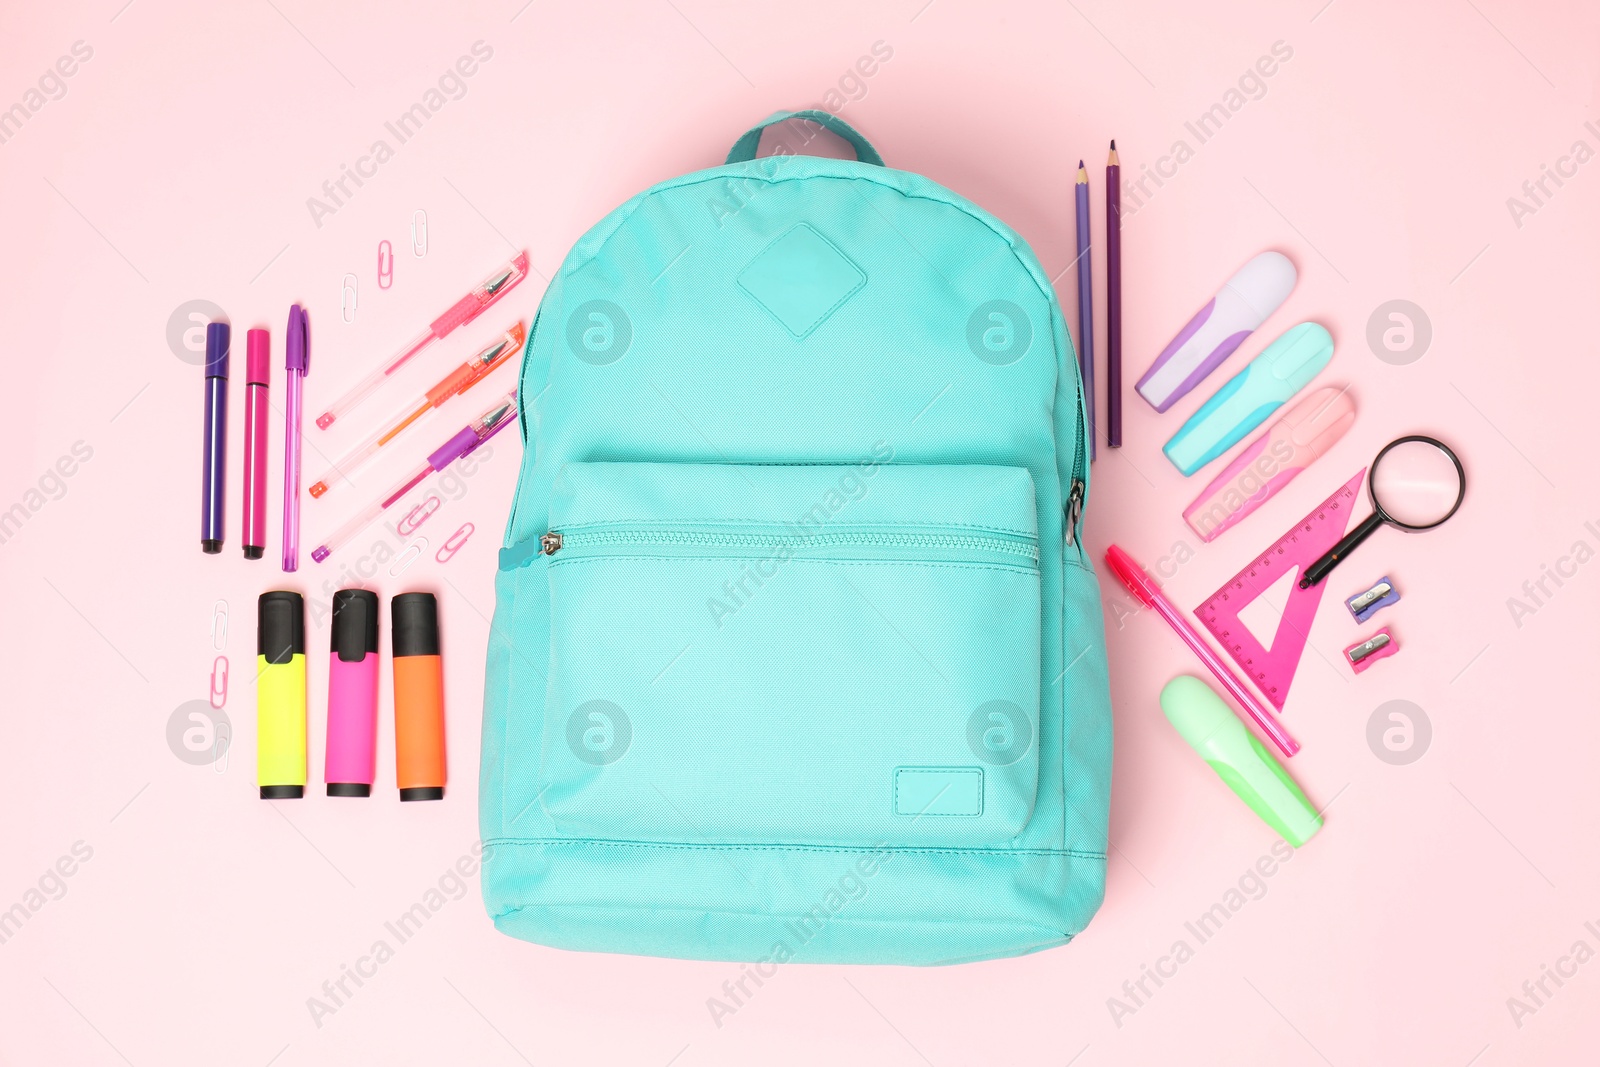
513;460;1042;849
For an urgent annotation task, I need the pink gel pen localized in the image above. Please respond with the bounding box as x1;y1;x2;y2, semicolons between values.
1105;544;1299;757
310;389;518;563
326;589;379;797
1183;386;1357;542
315;253;529;430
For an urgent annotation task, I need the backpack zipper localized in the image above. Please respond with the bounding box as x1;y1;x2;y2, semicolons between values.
1063;370;1088;547
538;525;1039;564
1064;478;1084;547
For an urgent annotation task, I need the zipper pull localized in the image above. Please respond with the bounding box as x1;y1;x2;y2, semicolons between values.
539;531;562;555
1064;479;1084;547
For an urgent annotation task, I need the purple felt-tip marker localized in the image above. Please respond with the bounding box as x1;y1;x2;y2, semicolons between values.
1135;251;1297;413
201;322;229;554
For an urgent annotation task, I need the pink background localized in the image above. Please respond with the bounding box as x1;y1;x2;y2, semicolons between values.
2;0;1597;1063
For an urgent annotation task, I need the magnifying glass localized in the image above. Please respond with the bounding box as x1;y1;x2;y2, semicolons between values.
1299;435;1465;588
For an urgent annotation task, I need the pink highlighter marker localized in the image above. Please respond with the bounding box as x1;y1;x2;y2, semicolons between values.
242;329;270;559
1105;544;1299;758
326;589;380;797
1183;386;1356;543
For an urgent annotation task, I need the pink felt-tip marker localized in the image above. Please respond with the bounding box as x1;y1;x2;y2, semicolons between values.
241;329;270;560
1105;544;1299;757
1183;386;1356;542
326;589;379;796
316;252;530;430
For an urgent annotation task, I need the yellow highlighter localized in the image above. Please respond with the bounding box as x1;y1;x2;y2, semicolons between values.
257;591;307;799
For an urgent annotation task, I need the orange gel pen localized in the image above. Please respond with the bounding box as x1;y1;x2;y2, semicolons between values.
309;321;523;498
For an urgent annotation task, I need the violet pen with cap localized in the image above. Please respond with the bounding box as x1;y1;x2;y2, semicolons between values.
310;388;518;563
282;305;309;571
201;322;229;554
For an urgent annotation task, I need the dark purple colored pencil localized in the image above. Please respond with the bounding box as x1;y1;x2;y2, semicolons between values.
1106;141;1122;448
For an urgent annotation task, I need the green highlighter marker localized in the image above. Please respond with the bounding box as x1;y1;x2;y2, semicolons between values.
1160;675;1323;847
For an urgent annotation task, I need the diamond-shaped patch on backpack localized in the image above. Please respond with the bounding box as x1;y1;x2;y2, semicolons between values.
737;223;867;339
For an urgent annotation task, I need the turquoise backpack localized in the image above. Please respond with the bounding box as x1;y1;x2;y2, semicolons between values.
481;110;1113;965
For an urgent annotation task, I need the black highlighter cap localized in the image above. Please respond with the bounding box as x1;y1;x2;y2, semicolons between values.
391;592;440;658
331;589;380;662
257;591;305;664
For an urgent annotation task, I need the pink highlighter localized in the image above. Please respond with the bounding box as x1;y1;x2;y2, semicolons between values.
1183;386;1356;542
326;589;380;797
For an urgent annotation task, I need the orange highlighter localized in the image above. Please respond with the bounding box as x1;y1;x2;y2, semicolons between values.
392;592;445;801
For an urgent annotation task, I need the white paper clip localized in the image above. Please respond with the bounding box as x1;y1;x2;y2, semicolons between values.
211;599;228;650
378;240;394;290
209;655;228;710
341;273;359;323
213;720;232;774
390;538;428;577
411;209;428;258
436;522;474;563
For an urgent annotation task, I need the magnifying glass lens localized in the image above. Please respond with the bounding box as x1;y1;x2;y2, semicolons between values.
1371;439;1465;529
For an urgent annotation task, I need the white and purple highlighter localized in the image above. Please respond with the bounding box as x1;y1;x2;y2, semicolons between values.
1183;385;1356;542
1136;251;1297;413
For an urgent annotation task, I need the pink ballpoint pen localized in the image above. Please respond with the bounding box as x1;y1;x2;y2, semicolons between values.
310;389;518;563
282;305;309;571
1105;544;1300;757
315;252;530;430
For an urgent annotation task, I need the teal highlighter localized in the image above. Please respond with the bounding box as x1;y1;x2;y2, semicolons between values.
1160;676;1322;847
1163;322;1334;476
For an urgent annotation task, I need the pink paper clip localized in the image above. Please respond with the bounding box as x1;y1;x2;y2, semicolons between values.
378;241;394;289
397;495;441;536
1345;628;1399;674
436;522;474;563
209;655;229;709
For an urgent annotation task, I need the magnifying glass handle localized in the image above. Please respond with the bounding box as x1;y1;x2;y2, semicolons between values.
1301;511;1384;588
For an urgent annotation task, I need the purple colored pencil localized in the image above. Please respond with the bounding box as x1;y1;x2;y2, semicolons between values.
1074;162;1095;461
1106;141;1122;448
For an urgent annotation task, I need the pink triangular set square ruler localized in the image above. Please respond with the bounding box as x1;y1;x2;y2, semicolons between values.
1193;469;1365;710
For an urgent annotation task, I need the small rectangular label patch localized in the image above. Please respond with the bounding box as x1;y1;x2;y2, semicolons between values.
894;767;983;817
